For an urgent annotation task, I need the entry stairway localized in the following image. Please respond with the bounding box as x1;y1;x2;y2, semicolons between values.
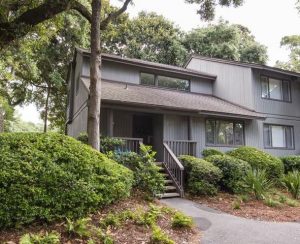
156;162;181;198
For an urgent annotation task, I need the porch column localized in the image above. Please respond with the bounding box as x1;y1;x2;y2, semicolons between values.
107;109;114;137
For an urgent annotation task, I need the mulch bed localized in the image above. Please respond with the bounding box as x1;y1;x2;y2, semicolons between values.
190;192;300;222
0;195;200;243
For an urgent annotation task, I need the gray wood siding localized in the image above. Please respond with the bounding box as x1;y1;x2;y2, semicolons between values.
252;69;300;118
163;115;189;140
187;58;254;109
113;110;133;137
190;77;212;94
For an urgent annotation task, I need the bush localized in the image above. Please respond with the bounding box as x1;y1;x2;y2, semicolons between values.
282;171;300;199
179;155;222;196
0;133;134;229
108;144;165;196
19;231;60;244
171;212;193;228
76;134;124;154
227;146;284;180
205;155;251;193
150;226;174;244
281;156;300;173
202;148;224;158
243;169;272;200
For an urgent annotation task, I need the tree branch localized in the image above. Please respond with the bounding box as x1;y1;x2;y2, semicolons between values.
0;0;91;47
100;0;132;30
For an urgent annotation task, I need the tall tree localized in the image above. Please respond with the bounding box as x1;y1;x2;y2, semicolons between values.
276;35;300;72
183;21;268;64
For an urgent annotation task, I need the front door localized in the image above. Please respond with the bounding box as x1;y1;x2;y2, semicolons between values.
132;114;153;145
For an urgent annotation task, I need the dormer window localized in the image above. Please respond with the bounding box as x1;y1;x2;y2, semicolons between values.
140;72;190;91
261;76;291;102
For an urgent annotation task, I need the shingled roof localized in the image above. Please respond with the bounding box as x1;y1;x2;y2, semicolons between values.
82;78;265;119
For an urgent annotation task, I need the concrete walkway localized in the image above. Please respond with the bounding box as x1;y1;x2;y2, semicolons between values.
161;198;300;244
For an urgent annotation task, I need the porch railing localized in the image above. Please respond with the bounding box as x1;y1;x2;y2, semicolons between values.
163;142;184;197
164;140;197;157
113;137;143;153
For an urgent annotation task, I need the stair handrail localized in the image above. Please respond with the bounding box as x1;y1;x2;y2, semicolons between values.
163;142;184;197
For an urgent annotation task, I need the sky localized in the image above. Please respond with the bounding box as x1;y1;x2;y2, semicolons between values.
17;0;300;124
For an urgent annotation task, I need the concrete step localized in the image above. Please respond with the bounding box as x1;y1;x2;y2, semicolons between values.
159;192;180;199
164;179;173;185
155;162;163;166
165;185;177;191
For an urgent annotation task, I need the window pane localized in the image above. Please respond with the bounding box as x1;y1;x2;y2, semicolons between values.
269;78;282;100
234;123;244;145
282;80;291;102
271;125;285;148
141;73;155;86
157;75;189;91
216;121;234;145
261;76;269;98
285;126;294;149
263;124;271;148
206;120;215;144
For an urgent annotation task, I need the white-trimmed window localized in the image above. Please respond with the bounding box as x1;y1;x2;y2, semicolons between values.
261;76;291;102
263;124;294;149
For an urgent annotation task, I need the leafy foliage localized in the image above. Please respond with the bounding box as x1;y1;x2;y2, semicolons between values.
0;95;14;131
202;148;224;157
282;171;300;199
281;155;300;173
19;231;60;244
150;226;174;244
171;212;193;228
227;146;284;180
179;155;222;196
205;155;251;193
243;169;272;200
183;21;268;64
66;218;92;238
109;144;165;196
0;133;133;228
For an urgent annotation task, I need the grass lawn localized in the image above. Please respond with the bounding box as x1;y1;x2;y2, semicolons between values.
190;190;300;222
0;193;200;243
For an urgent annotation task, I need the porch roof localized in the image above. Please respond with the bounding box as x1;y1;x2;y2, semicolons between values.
82;79;265;119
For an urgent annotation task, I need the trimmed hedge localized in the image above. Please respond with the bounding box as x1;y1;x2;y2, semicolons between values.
281;156;300;173
179;155;222;196
205;155;251;193
0;133;134;228
227;146;284;180
202;148;224;158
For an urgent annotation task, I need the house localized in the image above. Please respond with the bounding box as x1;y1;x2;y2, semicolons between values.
66;47;300;197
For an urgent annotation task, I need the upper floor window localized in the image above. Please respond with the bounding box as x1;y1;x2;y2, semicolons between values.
263;124;294;149
261;76;291;102
140;72;190;91
206;119;244;146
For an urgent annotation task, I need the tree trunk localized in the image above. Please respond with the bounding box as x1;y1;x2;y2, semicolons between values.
0;108;4;133
88;0;102;150
44;86;51;133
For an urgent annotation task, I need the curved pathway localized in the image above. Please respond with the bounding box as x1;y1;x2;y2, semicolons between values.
161;198;300;244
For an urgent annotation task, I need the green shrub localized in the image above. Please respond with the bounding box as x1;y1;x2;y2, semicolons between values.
205;155;251;193
263;198;282;208
232;200;241;210
286;198;299;207
0;133;134;229
19;231;60;244
227;146;284;180
282;171;300;199
281;156;300;173
76;134;124;154
243;169;272;200
171;212;193;228
179;155;222;196
202;148;224;158
150;226;174;244
66;218;91;238
109;144;165;196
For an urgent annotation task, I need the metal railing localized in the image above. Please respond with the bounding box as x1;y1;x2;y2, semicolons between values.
163;142;184;197
114;137;143;153
164;140;197;157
